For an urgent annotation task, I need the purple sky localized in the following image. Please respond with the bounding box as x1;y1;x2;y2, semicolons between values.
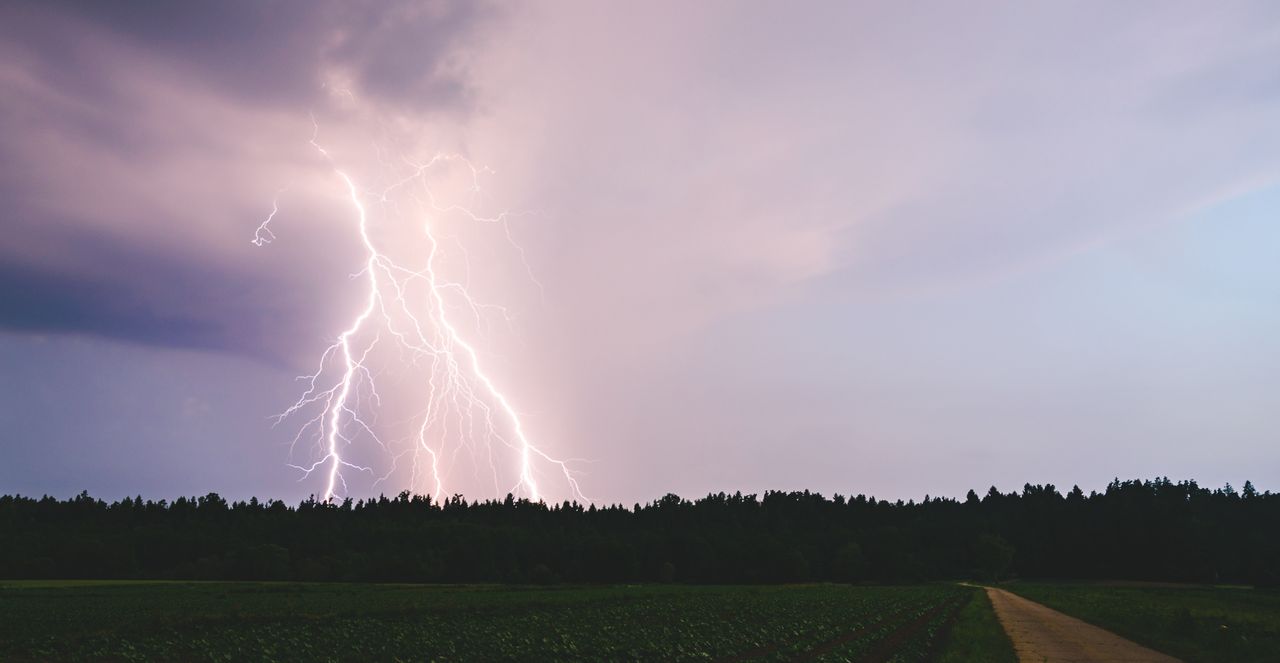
2;1;1278;504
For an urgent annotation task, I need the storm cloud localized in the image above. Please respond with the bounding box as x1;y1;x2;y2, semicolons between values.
3;1;1279;503
7;1;491;110
1;0;500;358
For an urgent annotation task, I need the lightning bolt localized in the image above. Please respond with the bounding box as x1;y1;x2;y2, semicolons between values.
255;120;587;505
249;188;285;247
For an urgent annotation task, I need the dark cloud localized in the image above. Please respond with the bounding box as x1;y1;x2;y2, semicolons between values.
0;1;499;358
0;260;228;352
0;226;295;361
6;0;494;111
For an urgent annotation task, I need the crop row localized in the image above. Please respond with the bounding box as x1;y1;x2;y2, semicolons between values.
2;583;967;662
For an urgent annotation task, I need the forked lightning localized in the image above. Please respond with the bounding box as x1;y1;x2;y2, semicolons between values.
254;123;585;504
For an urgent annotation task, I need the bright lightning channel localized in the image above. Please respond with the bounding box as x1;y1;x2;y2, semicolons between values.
254;123;586;505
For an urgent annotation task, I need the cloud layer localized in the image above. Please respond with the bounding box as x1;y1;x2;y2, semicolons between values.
3;1;1279;502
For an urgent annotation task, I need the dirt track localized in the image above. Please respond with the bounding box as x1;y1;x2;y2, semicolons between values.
986;588;1181;663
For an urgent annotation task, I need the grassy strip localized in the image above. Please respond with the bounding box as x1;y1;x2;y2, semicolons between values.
1008;582;1280;663
933;587;1016;663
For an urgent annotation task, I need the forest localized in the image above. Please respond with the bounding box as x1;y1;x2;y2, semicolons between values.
1;478;1276;585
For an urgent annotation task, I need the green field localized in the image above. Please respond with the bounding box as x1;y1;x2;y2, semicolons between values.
10;580;1269;661
0;581;980;661
1008;582;1280;663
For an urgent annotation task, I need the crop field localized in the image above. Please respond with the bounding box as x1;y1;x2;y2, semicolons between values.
1008;582;1280;663
0;581;969;662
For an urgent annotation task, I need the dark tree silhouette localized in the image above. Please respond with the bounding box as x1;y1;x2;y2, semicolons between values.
1;479;1276;585
973;534;1014;581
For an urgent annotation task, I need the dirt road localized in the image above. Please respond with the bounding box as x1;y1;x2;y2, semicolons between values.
986;588;1181;663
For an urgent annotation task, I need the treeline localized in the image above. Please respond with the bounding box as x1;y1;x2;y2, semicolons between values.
1;478;1277;585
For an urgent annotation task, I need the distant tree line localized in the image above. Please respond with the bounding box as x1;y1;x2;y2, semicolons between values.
1;478;1276;586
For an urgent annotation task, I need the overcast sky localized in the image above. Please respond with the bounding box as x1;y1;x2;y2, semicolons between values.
2;1;1278;504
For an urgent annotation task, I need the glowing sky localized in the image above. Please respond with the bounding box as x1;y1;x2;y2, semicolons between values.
2;1;1278;503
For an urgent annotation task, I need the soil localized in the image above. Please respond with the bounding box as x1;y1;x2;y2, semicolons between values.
986;587;1181;663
